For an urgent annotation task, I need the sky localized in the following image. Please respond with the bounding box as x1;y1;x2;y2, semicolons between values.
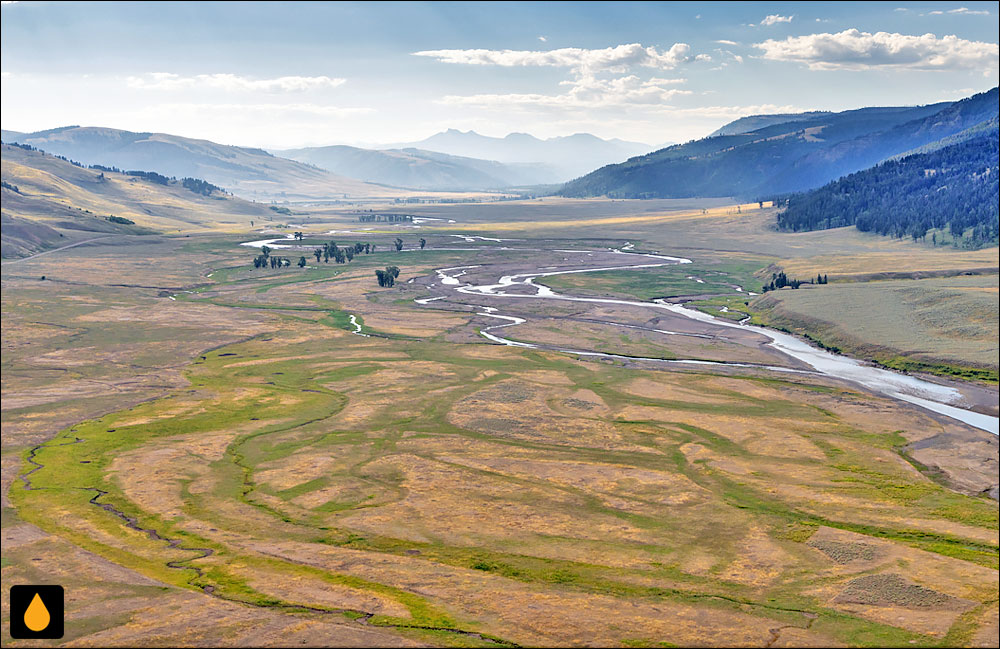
1;1;998;148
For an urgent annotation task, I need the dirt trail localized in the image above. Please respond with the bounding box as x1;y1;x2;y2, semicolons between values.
2;236;114;264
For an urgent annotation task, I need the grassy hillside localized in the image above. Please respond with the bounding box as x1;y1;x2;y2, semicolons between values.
753;276;999;382
1;144;280;257
708;111;832;136
4;126;407;201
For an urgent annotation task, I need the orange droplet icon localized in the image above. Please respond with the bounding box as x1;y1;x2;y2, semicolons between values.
24;592;51;632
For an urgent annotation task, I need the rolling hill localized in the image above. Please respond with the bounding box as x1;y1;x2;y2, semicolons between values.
273;144;560;190
559;88;998;199
1;126;405;201
1;143;280;257
707;111;832;137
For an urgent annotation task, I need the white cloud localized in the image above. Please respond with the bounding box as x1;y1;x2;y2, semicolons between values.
754;29;999;71
946;7;991;15
924;7;990;15
760;14;794;26
415;43;710;116
126;73;346;93
439;75;692;110
413;43;696;74
715;39;740;46
538;36;547;42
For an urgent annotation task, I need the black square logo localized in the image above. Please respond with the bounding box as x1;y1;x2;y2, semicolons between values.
9;585;64;639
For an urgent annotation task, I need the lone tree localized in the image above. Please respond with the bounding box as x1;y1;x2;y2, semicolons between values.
298;256;307;267
394;238;403;252
314;248;322;263
419;238;426;249
261;245;271;258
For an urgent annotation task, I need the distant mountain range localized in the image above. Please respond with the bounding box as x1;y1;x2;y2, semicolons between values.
1;126;650;194
559;87;999;199
0;126;404;201
384;130;656;181
272;144;562;190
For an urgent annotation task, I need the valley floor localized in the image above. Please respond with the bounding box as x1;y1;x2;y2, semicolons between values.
2;200;998;647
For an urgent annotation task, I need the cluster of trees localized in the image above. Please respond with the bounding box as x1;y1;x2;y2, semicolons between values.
270;205;293;215
313;240;374;264
776;131;999;248
90;164;225;196
375;266;400;287
357;213;413;223
761;271;827;292
181;177;221;195
253;252;293;269
107;215;135;225
1;180;20;193
251;246;307;269
124;169;171;185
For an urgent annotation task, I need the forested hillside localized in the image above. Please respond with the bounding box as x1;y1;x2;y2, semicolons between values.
776;128;999;248
559;88;997;199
